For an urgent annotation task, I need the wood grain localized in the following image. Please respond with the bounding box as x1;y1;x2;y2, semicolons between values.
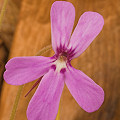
0;0;120;120
0;0;22;93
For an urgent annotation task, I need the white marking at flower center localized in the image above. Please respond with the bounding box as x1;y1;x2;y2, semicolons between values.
53;58;67;72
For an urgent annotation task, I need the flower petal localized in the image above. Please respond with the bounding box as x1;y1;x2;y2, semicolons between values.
65;66;104;112
68;12;104;59
51;1;75;53
4;56;53;85
27;69;64;120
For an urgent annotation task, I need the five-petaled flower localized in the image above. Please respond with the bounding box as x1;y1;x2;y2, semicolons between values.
4;1;104;120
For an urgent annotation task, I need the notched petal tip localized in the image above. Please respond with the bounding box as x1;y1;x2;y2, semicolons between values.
3;70;24;85
5;57;17;69
3;70;9;84
3;56;52;85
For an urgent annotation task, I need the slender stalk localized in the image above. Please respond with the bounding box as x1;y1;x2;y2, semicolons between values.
24;77;42;97
0;0;8;28
36;45;52;56
9;85;24;120
56;105;60;120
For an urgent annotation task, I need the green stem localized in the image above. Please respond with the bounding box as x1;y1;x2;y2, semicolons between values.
36;45;52;56
0;0;8;28
56;104;60;120
9;45;53;120
9;85;24;120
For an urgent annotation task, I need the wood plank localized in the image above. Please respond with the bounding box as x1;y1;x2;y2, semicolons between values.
0;0;22;92
0;0;120;120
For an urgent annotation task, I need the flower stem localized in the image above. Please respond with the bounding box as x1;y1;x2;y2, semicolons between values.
0;0;8;29
56;104;60;120
24;77;42;97
36;45;52;56
9;85;24;120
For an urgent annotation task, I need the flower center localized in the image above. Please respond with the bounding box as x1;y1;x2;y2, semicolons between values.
52;55;67;73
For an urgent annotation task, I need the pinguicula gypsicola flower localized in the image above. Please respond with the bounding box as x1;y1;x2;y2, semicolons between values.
4;1;104;120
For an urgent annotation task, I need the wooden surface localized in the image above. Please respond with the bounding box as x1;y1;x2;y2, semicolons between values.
0;0;120;120
0;0;22;92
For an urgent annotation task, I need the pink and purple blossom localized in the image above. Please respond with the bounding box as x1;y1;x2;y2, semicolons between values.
4;1;104;120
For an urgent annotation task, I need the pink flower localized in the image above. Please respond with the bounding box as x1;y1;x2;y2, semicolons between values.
4;1;104;120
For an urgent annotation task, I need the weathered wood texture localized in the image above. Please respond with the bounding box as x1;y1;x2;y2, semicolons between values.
0;0;120;120
0;0;22;92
